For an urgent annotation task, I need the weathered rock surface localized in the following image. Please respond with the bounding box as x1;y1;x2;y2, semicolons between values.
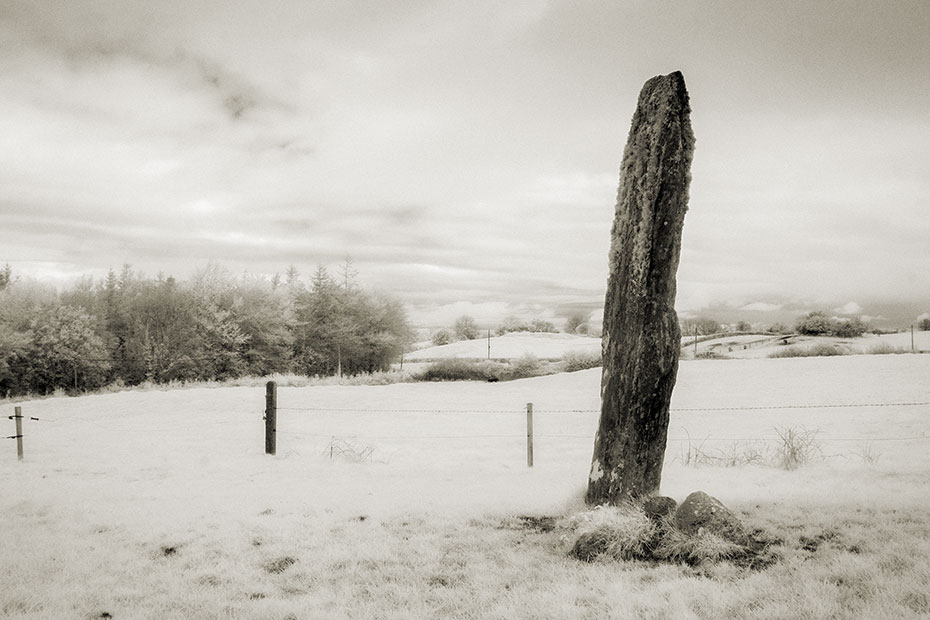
643;496;678;523
587;71;695;505
673;491;746;544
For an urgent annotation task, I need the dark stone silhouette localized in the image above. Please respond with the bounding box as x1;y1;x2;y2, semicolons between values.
674;491;747;544
586;71;695;505
642;495;678;523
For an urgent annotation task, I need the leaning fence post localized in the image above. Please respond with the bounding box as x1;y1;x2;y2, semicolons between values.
14;406;23;461
265;381;277;455
526;402;534;467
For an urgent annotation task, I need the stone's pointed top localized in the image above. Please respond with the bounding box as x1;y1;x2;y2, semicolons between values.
652;70;685;83
641;71;689;98
634;71;693;147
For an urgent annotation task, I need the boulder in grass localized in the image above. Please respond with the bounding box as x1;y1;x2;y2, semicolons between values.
642;496;677;523
673;491;747;544
570;529;612;562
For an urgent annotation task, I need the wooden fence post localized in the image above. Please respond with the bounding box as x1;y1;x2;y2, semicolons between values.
265;381;277;455
14;406;23;461
526;402;534;467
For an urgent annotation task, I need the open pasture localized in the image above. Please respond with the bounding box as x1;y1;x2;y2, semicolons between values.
404;331;603;362
2;355;930;619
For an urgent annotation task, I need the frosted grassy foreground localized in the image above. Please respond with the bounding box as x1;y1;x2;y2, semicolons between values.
2;355;930;619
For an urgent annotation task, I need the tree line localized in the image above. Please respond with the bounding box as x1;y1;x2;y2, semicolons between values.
0;264;412;398
430;312;593;347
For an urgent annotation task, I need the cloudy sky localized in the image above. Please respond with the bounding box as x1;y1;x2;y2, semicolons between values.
2;0;928;328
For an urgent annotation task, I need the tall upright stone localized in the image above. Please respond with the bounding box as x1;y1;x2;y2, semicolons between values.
586;71;694;505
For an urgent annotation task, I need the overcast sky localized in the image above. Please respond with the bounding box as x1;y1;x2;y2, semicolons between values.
2;0;928;327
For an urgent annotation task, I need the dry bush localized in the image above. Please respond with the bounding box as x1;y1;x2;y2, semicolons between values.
679;427;822;470
509;353;542;379
774;426;822;470
867;342;909;355
413;358;504;382
323;437;375;463
561;350;602;372
681;438;766;467
768;342;849;358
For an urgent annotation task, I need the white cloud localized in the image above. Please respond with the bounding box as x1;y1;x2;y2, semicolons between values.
739;302;783;312
835;302;863;315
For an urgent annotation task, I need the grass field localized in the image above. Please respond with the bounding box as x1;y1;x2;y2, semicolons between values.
683;330;930;360
405;331;602;361
2;355;930;618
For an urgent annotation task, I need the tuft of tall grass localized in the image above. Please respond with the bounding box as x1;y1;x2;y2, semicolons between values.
566;503;773;568
651;526;745;565
567;505;657;561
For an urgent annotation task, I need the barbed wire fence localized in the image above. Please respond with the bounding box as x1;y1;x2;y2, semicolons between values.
257;381;930;466
5;379;930;464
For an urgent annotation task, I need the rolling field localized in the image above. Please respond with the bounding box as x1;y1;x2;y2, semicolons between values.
405;331;602;361
2;355;930;618
682;329;930;360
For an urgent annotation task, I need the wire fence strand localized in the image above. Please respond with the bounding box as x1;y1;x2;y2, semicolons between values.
5;398;929;450
276;401;930;415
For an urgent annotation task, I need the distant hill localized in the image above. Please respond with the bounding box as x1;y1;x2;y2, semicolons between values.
405;332;602;361
681;330;930;359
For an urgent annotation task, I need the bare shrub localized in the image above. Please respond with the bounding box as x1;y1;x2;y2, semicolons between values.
680;428;824;470
774;426;822;470
324;437;375;463
681;438;766;467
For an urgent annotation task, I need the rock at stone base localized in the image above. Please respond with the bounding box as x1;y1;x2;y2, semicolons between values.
674;491;747;544
643;496;678;522
570;529;611;562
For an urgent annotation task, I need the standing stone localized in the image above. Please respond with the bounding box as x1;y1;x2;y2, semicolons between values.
586;71;695;505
